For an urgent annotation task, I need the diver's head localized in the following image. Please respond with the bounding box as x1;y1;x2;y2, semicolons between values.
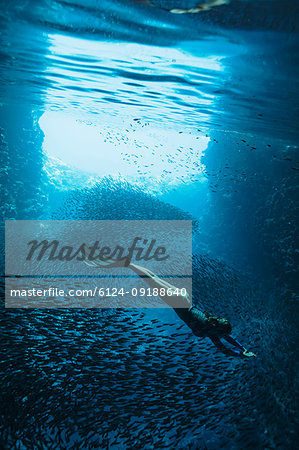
205;313;232;337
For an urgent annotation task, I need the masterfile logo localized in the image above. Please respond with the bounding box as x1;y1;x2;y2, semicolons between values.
5;220;192;308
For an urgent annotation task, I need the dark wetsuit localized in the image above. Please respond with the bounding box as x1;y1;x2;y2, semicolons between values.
174;306;246;357
174;306;211;337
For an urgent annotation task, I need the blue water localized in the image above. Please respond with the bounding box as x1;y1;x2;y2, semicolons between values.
0;1;298;448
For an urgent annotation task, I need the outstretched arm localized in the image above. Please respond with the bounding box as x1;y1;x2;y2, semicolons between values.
210;336;256;358
210;336;244;357
224;335;245;351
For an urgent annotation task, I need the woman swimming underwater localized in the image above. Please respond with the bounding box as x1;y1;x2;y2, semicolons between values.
85;256;256;358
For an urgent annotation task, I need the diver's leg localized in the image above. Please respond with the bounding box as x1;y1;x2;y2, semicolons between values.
129;263;179;290
84;251;190;308
84;256;130;268
128;263;191;308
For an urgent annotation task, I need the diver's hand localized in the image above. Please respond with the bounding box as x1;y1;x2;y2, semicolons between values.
242;349;256;358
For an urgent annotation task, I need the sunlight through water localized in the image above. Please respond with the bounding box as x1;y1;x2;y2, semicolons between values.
39;33;225;188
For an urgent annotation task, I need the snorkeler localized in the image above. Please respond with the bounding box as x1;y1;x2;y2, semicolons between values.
133;0;229;14
85;255;256;358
